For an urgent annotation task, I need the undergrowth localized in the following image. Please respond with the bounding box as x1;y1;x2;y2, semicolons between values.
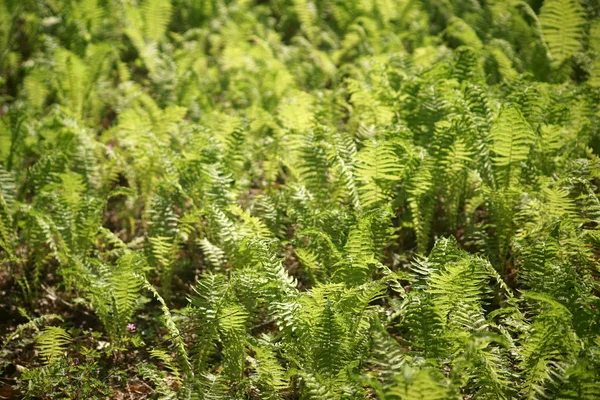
1;0;600;398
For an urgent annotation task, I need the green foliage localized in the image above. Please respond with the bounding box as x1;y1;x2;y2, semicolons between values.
540;0;586;68
1;0;599;398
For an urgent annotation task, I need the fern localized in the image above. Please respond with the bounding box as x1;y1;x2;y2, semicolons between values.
490;104;534;188
354;139;402;208
139;275;193;377
142;0;173;43
35;327;71;364
540;0;586;68
3;0;600;397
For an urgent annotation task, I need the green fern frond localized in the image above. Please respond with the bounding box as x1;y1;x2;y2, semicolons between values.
142;0;173;42
540;0;585;68
150;348;182;385
490;104;534;187
386;365;454;400
139;275;193;377
252;341;289;392
313;300;345;379
445;17;484;50
198;238;227;270
196;372;230;400
2;314;62;350
36;327;71;364
111;254;144;336
354;139;402;208
519;292;580;399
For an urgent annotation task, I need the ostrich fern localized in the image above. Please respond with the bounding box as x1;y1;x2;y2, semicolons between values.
1;0;599;398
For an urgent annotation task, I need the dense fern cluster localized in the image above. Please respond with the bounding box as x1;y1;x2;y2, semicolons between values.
1;0;600;398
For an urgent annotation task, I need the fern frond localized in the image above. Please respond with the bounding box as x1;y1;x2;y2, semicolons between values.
313;300;345;379
252;340;289;393
354;139;402;208
36;327;71;364
142;0;173;42
2;314;62;350
540;0;585;68
111;253;144;336
150;348;182;385
198;238;227;270
519;292;579;399
490;104;534;187
386;365;454;400
138;275;192;377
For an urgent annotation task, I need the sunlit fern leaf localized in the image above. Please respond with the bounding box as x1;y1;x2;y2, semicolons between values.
427;257;492;332
400;294;449;359
23;69;49;110
354;140;402;208
228;204;272;240
221;332;247;381
112;254;144;336
2;314;62;350
208;206;239;252
149;235;176;269
196;373;229;400
198;238;227;270
185;274;225;368
53;49;89;118
205;165;236;209
297;128;332;201
365;316;406;385
298;371;339;399
292;0;318;41
148;190;179;239
278;90;314;133
252;194;286;238
150;348;182;385
554;358;600;400
0;165;15;257
240;239;298;301
36;327;71;364
142;0;173;43
329;131;360;208
490;104;534;188
445;17;484;50
154;106;187;137
587;21;600;87
347;79;394;127
218;303;248;336
295;247;324;283
463;83;493;134
407;161;434;254
68;0;105;40
540;0;585;68
252;342;289;393
344;218;376;263
488;44;519;82
454;333;514;399
223;121;247;178
508;83;546;131
452;46;484;82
